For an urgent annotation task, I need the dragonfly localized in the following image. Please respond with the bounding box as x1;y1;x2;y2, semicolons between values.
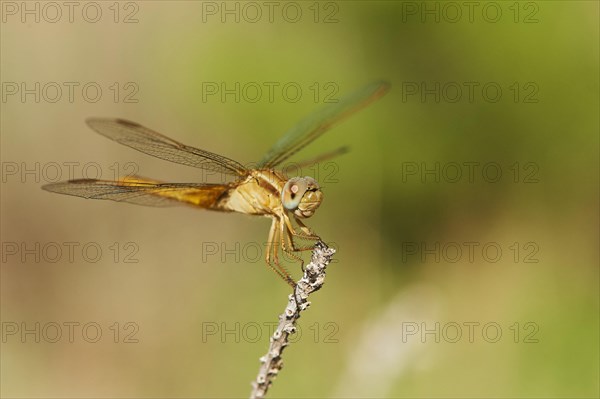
42;81;390;286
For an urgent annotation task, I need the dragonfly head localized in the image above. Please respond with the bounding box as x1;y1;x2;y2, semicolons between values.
281;176;323;218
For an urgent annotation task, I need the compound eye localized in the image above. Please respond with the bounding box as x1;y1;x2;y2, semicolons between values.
281;178;308;211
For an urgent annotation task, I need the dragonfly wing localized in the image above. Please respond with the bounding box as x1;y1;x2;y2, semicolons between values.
42;178;231;208
292;146;349;169
258;81;390;168
86;118;247;176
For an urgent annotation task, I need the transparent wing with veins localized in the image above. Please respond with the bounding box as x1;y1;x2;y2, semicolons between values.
258;81;390;169
86;118;248;176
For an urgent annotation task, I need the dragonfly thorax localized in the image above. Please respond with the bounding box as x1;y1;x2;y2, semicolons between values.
281;176;323;218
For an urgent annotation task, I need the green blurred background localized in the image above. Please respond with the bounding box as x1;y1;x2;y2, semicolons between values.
1;1;598;398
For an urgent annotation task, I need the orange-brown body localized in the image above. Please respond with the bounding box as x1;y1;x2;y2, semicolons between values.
119;170;287;217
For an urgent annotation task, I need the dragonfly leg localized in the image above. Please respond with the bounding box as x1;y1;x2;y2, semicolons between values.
279;216;306;271
282;222;315;256
293;216;321;240
282;213;320;244
265;218;295;287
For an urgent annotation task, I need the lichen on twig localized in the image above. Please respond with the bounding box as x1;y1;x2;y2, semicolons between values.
250;241;336;399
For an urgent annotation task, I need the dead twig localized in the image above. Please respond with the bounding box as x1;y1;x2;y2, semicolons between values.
250;241;336;399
